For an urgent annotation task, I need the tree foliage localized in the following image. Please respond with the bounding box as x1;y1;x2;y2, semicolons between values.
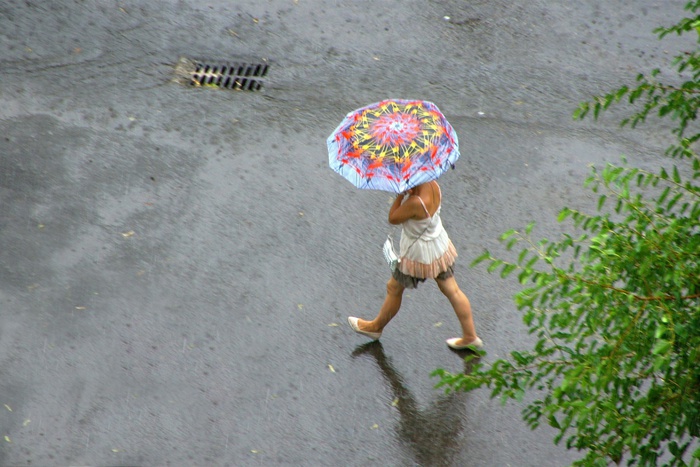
434;3;700;466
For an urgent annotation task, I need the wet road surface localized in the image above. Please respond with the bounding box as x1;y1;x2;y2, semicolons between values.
0;0;687;465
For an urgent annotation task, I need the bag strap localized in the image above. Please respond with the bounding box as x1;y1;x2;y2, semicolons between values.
404;224;429;256
387;224;429;259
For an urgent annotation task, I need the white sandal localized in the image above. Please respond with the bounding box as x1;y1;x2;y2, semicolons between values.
446;336;483;350
347;317;382;340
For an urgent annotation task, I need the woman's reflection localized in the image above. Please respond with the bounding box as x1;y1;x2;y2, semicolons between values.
351;341;479;466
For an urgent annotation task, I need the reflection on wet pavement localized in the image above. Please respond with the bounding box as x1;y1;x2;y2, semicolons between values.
352;341;479;466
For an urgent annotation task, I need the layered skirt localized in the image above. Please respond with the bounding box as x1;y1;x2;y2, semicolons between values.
393;229;458;289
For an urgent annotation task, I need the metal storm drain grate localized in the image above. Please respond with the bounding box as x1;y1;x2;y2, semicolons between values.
173;57;269;91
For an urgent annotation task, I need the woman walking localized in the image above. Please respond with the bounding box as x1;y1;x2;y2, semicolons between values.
348;180;482;350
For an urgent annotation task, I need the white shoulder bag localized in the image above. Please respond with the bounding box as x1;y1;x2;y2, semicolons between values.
382;225;429;272
382;235;400;271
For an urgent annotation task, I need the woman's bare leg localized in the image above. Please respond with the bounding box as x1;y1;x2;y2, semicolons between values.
436;276;479;345
357;276;405;333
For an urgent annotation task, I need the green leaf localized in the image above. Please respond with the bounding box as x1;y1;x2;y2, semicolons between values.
501;263;517;278
548;415;561;429
517;249;529;264
517;270;531;285
651;339;672;355
487;259;504;274
597;195;607;211
667;192;682;211
525;222;535;235
512;351;528;365
514;389;525;402
557;208;572;222
471;251;492;267
500;229;517;241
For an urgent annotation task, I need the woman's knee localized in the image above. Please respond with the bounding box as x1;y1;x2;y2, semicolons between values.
436;276;460;296
386;277;405;296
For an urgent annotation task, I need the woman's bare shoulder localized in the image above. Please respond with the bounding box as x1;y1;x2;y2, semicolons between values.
418;181;440;215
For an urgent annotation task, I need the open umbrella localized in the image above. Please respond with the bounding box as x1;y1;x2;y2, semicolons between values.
327;99;460;193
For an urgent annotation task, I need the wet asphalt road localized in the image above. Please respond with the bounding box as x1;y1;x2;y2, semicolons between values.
0;1;689;465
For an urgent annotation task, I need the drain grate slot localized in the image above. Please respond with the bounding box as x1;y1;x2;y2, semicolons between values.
174;57;269;91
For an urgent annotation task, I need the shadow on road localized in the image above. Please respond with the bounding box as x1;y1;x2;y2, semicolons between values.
351;341;479;466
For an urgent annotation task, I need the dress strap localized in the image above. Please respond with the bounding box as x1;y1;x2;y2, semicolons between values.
414;195;430;218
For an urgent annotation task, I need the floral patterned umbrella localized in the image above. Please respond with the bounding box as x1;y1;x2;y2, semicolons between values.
327;99;460;193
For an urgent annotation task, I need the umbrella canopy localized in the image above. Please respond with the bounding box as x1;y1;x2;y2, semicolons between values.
327;99;460;193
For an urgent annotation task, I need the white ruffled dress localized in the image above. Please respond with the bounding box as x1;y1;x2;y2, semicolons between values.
397;194;457;280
